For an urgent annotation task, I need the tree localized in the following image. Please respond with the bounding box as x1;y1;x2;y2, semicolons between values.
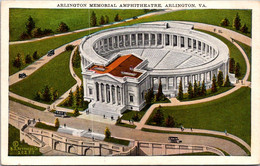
90;11;97;27
32;51;39;60
104;127;111;139
80;84;84;107
35;91;42;101
42;85;52;102
67;90;74;106
25;16;35;35
197;81;201;96
201;80;206;96
100;15;105;25
114;13;121;22
178;79;183;100
75;85;81;106
233;13;241;30
220;18;230;26
53;90;58;101
211;74;218;93
152;107;164;125
25;54;33;64
224;75;231;87
72;48;81;68
193;80;198;97
145;87;154;105
240;23;248;33
105;15;109;24
235;62;241;77
73;108;79;116
156;80;163;101
54;118;60;128
165;115;175;127
13;53;25;69
229;58;235;73
217;71;224;87
188;81;193;99
57;22;69;33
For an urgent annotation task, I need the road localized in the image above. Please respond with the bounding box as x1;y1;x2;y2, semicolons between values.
9;100;247;156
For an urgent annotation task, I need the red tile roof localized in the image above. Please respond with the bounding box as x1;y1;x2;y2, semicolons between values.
89;54;143;78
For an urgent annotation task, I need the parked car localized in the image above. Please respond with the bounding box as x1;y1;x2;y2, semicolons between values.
47;49;55;56
168;136;182;143
133;16;138;19
54;110;67;118
18;73;27;78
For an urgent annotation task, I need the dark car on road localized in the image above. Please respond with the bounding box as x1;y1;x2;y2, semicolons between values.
47;49;55;56
168;136;182;143
54;110;68;118
18;73;27;78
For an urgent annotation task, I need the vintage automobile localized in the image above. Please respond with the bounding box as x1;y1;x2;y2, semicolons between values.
54;110;68;118
47;49;55;56
168;136;182;143
18;73;27;78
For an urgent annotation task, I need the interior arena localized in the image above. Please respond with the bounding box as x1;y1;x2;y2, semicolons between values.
79;21;230;117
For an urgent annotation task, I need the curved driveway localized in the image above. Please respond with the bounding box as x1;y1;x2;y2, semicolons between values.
9;100;247;156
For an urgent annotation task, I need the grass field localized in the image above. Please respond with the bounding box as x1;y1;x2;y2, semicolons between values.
235;40;251;81
9;51;76;103
9;9;251;76
197;30;247;80
133;9;252;37
180;86;233;101
116;123;137;129
35;122;58;131
9;124;42;156
104;137;130;146
9;9;148;41
146;87;251;145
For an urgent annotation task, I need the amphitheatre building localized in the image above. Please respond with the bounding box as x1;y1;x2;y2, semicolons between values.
79;21;230;117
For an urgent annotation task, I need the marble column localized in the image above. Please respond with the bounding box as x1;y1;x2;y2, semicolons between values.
115;86;118;105
104;84;107;103
99;83;102;102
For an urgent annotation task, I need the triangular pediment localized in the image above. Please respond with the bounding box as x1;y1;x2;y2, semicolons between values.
92;73;123;83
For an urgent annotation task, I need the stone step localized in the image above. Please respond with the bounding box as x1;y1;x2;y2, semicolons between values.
40;145;52;154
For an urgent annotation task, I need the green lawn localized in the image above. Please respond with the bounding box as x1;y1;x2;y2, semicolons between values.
235;40;251;81
9;9;148;41
180;86;234;101
9;9;251;76
9;124;42;156
35;122;58;131
9;51;76;103
9;96;46;111
121;104;151;122
104;137;130;146
132;9;252;37
197;29;247;80
146;87;251;145
116;123;137;129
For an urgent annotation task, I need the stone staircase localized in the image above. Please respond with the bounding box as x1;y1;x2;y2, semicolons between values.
40;145;52;154
89;101;125;118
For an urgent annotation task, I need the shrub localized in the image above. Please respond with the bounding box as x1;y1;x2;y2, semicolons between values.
12;53;24;69
104;127;111;139
220;18;230;26
132;112;140;121
152;108;164;125
25;54;33;64
65;44;74;51
54;118;60;128
57;22;69;33
31;27;43;38
116;116;122;124
224;75;231;87
217;71;224;87
72;48;81;68
20;32;31;40
73;108;79;116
